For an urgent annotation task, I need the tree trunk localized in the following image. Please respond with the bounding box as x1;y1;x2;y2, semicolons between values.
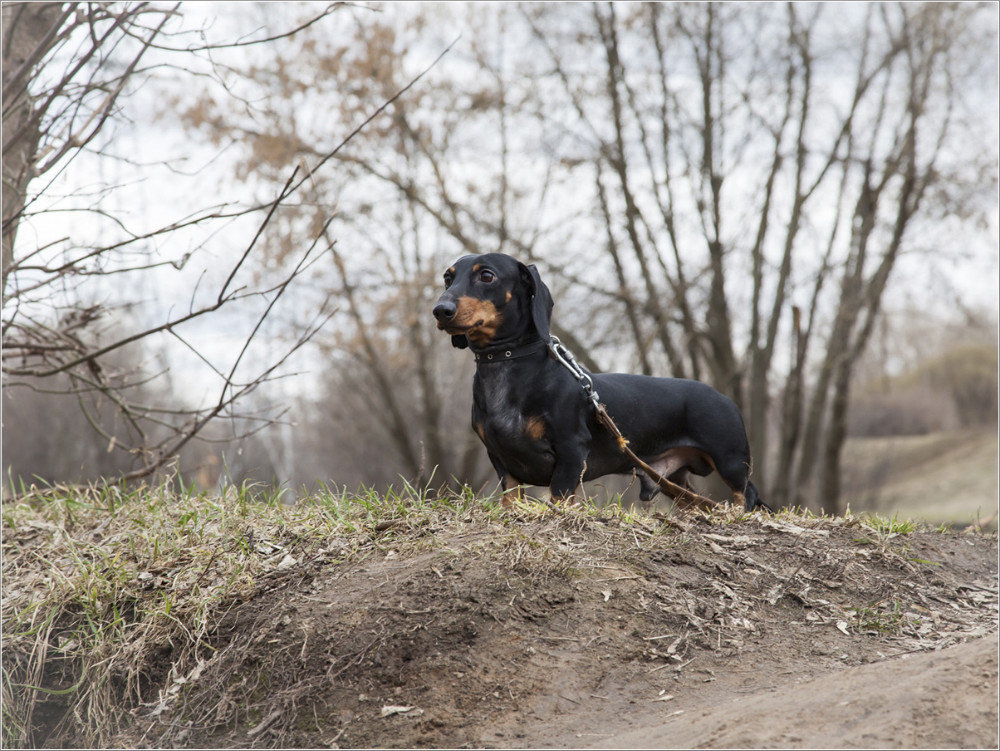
2;2;68;292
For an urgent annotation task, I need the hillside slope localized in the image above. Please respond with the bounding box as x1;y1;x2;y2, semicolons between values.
3;485;997;748
843;429;998;524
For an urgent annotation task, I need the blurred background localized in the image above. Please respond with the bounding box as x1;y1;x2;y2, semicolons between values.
3;1;997;525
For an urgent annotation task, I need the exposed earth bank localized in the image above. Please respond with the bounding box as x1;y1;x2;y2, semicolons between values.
127;508;998;749
5;495;997;749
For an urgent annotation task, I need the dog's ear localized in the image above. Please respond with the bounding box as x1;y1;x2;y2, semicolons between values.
451;334;469;349
519;263;554;341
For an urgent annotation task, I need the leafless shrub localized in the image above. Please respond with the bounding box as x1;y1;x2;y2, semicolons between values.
917;344;999;427
2;2;444;485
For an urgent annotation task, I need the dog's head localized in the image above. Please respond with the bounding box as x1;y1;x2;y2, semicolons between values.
432;253;553;349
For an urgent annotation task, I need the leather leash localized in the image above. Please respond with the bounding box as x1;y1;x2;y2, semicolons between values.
547;336;718;511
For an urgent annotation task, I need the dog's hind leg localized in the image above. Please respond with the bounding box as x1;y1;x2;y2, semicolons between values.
741;480;772;512
637;464;696;507
714;455;771;512
638;449;704;504
638;473;660;503
668;468;691;492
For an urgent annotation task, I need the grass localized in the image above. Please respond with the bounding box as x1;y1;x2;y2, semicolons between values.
861;513;918;537
0;477;492;748
849;600;912;636
5;477;658;747
1;478;985;747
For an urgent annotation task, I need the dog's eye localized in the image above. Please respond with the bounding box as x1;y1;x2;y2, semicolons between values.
479;269;496;284
443;274;453;288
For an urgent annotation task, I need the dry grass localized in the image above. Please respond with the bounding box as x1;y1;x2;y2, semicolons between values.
4;478;632;746
1;478;483;747
2;479;995;748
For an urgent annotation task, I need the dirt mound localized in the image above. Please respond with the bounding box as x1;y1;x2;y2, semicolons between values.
107;507;995;749
4;489;996;749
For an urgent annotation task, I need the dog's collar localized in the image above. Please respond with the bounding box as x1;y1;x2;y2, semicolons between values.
473;339;549;364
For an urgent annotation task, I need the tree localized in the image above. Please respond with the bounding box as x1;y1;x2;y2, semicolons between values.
513;1;996;511
175;2;997;510
1;2;414;484
176;4;513;490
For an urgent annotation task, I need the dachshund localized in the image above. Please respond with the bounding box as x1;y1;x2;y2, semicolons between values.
432;252;768;511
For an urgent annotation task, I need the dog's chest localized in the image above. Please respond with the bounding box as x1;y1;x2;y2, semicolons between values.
482;411;532;447
479;410;555;485
473;370;554;467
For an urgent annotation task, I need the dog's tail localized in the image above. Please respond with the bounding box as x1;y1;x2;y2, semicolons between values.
744;481;773;513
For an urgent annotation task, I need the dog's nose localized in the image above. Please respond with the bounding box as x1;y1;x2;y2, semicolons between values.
433;300;457;321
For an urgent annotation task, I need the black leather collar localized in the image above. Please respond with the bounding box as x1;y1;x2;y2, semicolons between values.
473;338;549;364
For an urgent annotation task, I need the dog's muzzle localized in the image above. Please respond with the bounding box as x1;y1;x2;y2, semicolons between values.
433;300;457;323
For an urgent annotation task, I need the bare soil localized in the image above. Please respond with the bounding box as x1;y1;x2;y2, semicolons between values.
596;636;998;749
94;507;998;750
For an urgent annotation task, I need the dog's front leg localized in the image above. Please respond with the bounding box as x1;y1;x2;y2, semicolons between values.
500;475;524;507
549;440;589;504
485;450;522;507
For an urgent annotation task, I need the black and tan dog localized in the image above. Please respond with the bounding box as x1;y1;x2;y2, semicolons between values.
432;252;768;511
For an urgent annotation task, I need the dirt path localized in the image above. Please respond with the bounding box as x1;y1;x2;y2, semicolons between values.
589;636;998;749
